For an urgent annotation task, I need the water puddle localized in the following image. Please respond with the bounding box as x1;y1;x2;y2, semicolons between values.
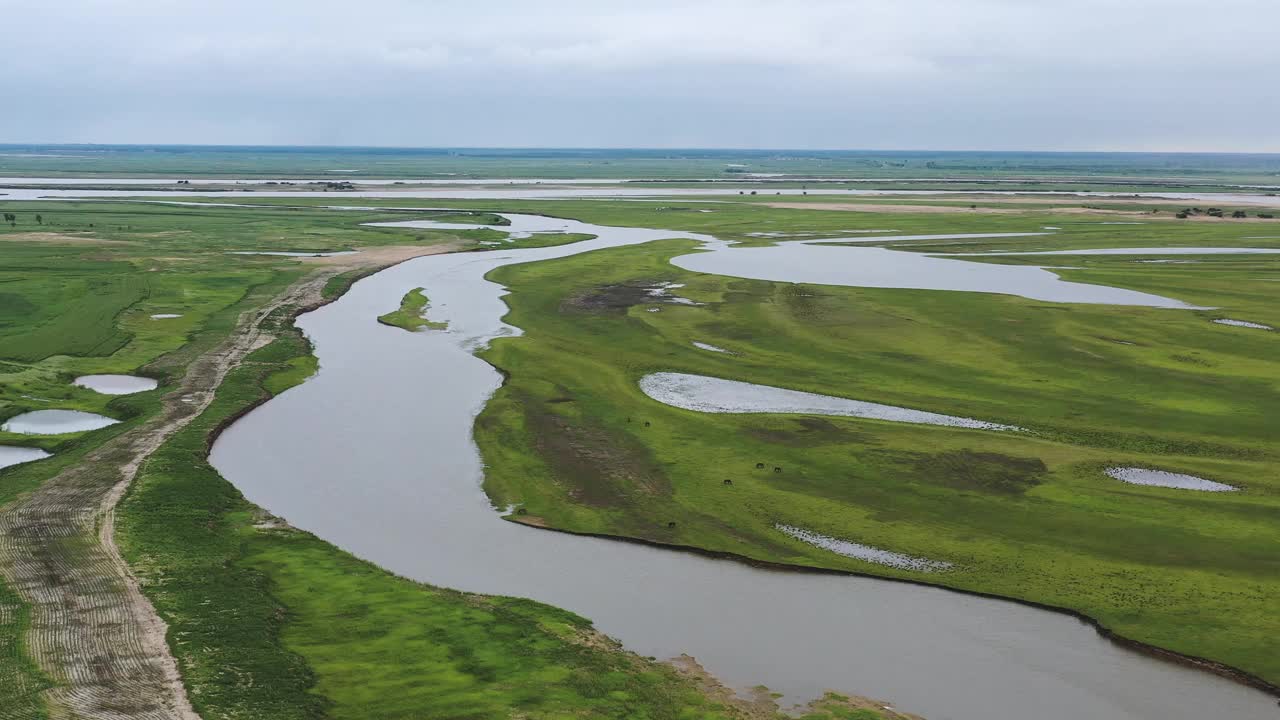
2;409;119;434
692;341;731;354
1213;319;1273;330
73;374;158;395
776;524;953;572
1105;467;1237;492
646;282;702;306
639;372;1020;431
0;446;51;470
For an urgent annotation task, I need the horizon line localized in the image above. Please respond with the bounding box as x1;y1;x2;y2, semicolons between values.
3;142;1280;157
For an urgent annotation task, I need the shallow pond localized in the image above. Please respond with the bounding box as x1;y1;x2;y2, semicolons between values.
1106;467;1238;492
2;409;119;434
1214;319;1273;330
776;524;953;572
639;372;1018;431
0;446;51;470
692;341;731;353
209;212;1277;720
73;374;158;395
672;235;1203;308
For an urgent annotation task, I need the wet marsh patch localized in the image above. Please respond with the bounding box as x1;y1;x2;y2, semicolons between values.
744;416;872;448
561;282;663;314
523;399;671;508
911;450;1047;495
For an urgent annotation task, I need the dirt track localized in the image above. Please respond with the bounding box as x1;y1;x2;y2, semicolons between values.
0;245;453;719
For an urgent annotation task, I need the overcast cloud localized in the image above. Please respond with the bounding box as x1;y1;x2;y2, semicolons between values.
2;0;1278;151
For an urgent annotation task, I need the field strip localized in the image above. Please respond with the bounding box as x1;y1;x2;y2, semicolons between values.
0;245;452;719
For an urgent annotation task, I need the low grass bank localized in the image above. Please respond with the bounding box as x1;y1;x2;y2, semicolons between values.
499;231;597;249
474;238;1280;688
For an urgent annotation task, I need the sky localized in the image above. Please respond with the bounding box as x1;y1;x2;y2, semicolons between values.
2;0;1278;152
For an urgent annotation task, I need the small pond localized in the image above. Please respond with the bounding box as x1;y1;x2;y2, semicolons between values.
0;446;51;470
73;374;158;395
776;524;953;572
1105;467;1238;492
1213;319;1273;330
639;372;1019;431
2;410;119;435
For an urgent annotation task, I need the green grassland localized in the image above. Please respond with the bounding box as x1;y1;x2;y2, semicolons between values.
0;199;896;719
174;193;1280;250
0;201;513;452
471;209;1280;689
3;191;1278;715
378;288;447;331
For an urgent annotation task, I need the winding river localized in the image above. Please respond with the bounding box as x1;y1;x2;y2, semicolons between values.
207;212;1277;720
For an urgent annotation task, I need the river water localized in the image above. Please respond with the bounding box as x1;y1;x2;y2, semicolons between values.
208;212;1277;720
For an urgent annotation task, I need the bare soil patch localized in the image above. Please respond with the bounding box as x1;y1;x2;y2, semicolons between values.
0;232;130;245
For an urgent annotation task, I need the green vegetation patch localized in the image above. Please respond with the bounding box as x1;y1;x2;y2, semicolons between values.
0;271;146;362
377;287;447;331
0;575;51;718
